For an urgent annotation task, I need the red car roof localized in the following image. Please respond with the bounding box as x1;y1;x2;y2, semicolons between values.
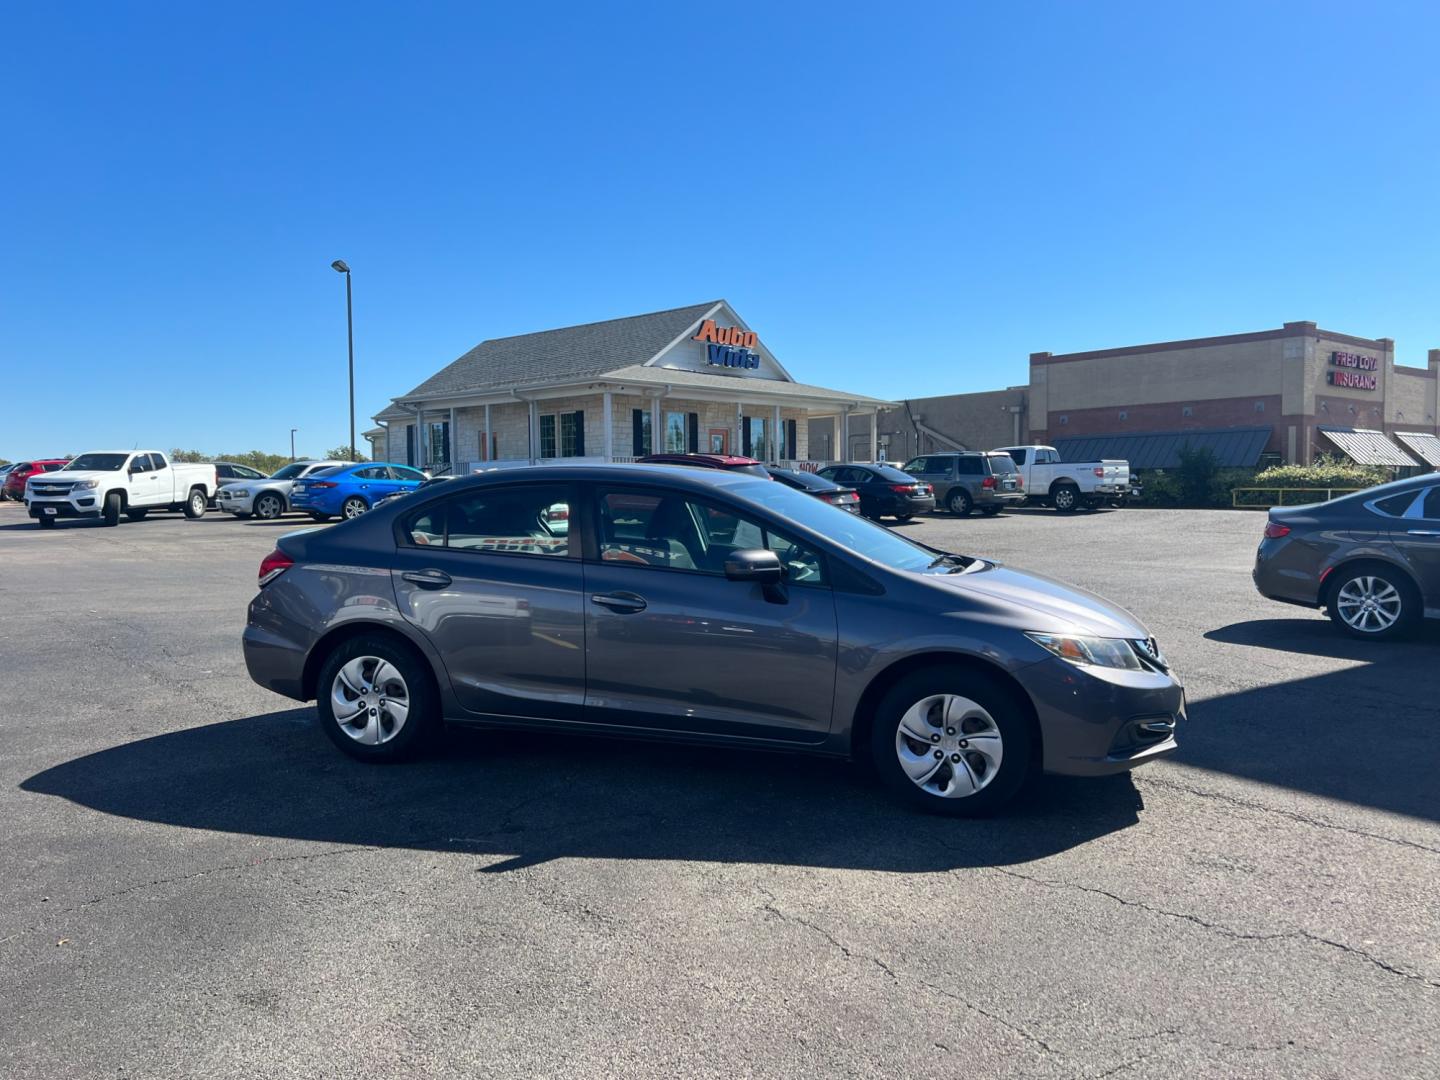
636;453;763;469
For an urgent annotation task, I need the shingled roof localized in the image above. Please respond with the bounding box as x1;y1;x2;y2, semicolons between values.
400;301;723;399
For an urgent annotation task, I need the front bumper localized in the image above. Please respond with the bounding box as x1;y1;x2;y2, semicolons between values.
217;489;257;514
27;499;100;520
1023;655;1183;777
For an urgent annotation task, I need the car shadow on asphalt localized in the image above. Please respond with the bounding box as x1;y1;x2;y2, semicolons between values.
1189;619;1440;822
20;710;1143;872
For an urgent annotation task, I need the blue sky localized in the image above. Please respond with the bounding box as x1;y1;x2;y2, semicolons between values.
3;1;1438;461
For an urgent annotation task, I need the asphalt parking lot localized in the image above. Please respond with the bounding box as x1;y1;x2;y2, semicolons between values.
0;500;1436;1079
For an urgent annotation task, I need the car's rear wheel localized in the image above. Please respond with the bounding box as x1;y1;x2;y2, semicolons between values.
316;636;437;761
341;496;368;520
1326;564;1419;640
947;489;973;516
254;492;284;520
1052;484;1080;512
102;491;122;527
184;489;207;518
870;666;1033;816
125;508;149;521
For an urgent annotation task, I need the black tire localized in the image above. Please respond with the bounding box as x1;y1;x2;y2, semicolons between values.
253;492;284;520
1324;562;1420;641
947;489;973;516
315;635;439;762
102;491;122;527
870;665;1033;816
125;508;149;521
36;515;56;529
310;513;332;522
184;488;207;519
980;506;1002;516
1052;483;1080;513
341;496;369;520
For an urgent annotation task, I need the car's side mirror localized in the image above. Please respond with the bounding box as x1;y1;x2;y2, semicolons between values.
724;549;784;585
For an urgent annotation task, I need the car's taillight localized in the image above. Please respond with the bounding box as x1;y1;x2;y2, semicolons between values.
890;483;922;493
981;476;996;489
258;548;294;586
310;481;338;489
1094;467;1105;477
1264;521;1290;539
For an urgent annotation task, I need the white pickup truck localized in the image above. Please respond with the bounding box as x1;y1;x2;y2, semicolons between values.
26;450;218;528
992;445;1132;512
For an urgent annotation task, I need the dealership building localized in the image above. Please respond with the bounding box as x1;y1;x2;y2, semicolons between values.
368;301;892;471
844;321;1440;469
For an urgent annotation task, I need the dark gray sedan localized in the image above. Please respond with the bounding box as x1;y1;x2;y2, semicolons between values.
1253;474;1440;639
244;465;1181;815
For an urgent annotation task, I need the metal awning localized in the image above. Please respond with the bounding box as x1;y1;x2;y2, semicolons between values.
1318;427;1417;467
1051;426;1272;469
1394;431;1440;467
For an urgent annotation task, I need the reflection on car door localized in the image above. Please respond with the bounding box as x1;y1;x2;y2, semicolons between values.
1390;485;1440;610
390;482;586;720
581;485;838;743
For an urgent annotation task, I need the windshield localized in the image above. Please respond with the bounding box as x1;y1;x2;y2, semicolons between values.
988;454;1018;474
871;465;917;483
270;463;308;480
63;453;127;471
736;479;937;572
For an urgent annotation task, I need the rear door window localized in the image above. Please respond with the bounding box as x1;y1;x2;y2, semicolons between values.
1373;490;1421;517
956;456;983;475
1419;487;1440;520
404;484;572;556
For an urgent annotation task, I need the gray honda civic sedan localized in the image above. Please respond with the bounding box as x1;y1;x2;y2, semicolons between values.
1254;473;1440;639
244;464;1181;815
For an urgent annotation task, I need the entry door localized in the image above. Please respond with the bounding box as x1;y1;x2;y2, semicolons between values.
707;429;729;454
581;485;837;743
390;482;585;720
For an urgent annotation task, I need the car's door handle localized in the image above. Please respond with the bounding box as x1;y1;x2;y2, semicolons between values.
590;591;647;613
1407;529;1440;536
401;569;452;589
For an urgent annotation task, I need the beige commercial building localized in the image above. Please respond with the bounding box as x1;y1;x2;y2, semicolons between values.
844;322;1440;469
368;301;893;471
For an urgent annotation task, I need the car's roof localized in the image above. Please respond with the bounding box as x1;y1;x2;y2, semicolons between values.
638;453;762;467
440;462;772;492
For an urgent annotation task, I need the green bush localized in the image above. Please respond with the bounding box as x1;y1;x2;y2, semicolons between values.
1251;455;1389;490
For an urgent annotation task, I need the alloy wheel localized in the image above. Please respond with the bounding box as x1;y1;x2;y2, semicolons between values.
894;693;1004;798
330;656;410;745
343;497;367;519
1335;575;1402;634
256;493;282;519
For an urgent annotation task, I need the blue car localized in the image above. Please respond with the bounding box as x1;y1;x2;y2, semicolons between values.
290;463;429;521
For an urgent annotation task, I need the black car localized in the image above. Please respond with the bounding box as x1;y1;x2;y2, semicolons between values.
1253;474;1440;639
762;465;861;513
817;464;935;521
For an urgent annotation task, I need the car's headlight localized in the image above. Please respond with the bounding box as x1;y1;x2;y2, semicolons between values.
73;479;98;490
1025;632;1144;671
228;488;248;497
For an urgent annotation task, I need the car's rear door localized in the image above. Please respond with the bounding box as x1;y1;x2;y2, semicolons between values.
578;482;837;743
1389;484;1440;608
391;480;586;720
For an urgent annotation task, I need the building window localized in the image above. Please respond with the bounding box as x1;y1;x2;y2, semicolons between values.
1118;410;1128;421
1182;406;1193;418
1255;401;1265;413
784;418;797;460
540;411;585;458
632;409;652;456
743;416;769;459
665;411;687;453
1058;415;1068;426
539;415;556;459
427;421;450;466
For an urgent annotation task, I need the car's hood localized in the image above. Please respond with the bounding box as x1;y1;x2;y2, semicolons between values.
920;562;1150;638
26;470;113;484
236;479;295;493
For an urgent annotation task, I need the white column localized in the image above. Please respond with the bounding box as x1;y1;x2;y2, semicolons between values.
868;410;879;463
449;406;457;471
527;399;539;465
415;408;425;467
772;404;782;463
602;391;614;461
483;402;492;461
830;415;840;463
651;392;664;455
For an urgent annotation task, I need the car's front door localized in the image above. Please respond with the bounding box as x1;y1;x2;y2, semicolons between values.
579;484;838;743
130;454;166;505
391;481;586;720
1390;485;1440;609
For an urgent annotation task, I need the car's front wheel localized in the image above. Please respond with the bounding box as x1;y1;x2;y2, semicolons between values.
254;492;284;520
870;666;1033;815
1326;564;1419;640
316;636;438;761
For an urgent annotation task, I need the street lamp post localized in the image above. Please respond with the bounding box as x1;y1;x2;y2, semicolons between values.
290;428;298;462
330;260;355;461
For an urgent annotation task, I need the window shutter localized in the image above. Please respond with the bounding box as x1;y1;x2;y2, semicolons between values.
572;411;585;457
786;419;797;460
687;413;699;453
632;410;644;456
741;418;752;457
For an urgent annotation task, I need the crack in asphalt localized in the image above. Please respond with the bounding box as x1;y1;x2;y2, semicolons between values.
1135;774;1440;858
755;886;1062;1059
991;867;1440;990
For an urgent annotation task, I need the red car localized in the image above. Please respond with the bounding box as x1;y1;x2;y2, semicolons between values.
2;459;69;501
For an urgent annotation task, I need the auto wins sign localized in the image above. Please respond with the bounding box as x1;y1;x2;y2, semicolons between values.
693;319;761;370
1328;350;1378;390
